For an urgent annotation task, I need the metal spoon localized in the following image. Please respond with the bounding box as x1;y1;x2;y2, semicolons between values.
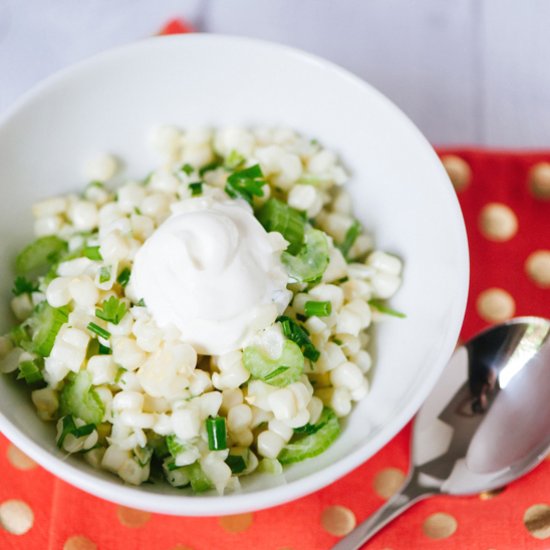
334;316;550;549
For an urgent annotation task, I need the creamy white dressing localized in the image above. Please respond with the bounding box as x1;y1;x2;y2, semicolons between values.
131;197;291;355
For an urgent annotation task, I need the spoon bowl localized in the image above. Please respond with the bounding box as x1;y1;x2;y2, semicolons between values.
336;316;550;549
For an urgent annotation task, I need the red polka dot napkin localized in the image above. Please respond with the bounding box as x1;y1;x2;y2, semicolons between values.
1;21;550;550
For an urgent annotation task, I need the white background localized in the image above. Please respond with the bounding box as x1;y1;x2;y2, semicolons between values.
1;0;549;147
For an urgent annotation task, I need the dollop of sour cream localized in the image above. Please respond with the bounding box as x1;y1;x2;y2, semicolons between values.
131;197;291;355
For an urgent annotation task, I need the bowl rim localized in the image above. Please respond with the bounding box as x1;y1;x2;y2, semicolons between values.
0;32;469;516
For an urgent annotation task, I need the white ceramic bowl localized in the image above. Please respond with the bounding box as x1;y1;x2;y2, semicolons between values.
0;34;468;516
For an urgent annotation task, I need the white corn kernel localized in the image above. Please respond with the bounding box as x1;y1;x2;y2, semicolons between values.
101;444;131;473
317;342;347;373
287;184;323;218
87;356;116;385
308;284;345;311
307;396;324;425
257;430;285;459
232;428;254;447
150;125;182;156
46;277;71;308
195;391;223;419
200;453;232;495
34;215;63;236
330;361;365;391
84;447;105;469
141;193;170;220
322;247;347;282
250;406;274;428
353;350;373;373
31;387;59;420
100;231;129;263
117;183;147;214
308;150;336;174
132;318;163;352
189;370;212;396
283;408;310;428
371;272;401;299
118;411;156;429
331;387;352;417
367;251;402;276
227;404;253;432
220;388;243;414
58;257;95;278
350;381;369;402
118;458;150;486
68;200;98;231
112;337;146;372
345;299;372;328
288;382;311;410
69;276;99;308
32;196;67;218
332;190;352;214
335;309;362;336
85;153;119;181
267;419;293;442
11;294;33;321
153;413;173;435
112;391;144;412
130;214;155;241
268;388;297;421
172;407;200;440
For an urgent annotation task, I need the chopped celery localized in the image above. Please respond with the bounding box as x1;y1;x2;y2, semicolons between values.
17;359;44;384
182;461;213;493
206;417;227;451
29;302;68;357
256;198;305;255
10;324;32;350
281;229;329;282
257;457;283;475
59;371;105;425
278;408;340;464
15;236;68;275
162;457;190;488
243;340;304;387
166;434;185;458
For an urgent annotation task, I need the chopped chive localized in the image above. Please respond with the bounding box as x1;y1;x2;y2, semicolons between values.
263;366;290;381
332;338;343;346
134;206;142;215
17;359;44;384
99;266;111;283
117;267;131;287
136;298;146;307
189;182;203;196
95;296;127;325
181;163;194;176
71;423;95;438
277;315;320;362
87;322;111;340
199;158;223;177
206;417;227;451
83;246;102;261
98;342;112;355
304;300;332;317
225;454;247;474
368;298;406;318
225;164;265;204
57;415;77;448
338;220;362;260
12;276;39;296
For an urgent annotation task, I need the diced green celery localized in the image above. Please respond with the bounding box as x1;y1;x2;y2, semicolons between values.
29;302;68;357
162;457;190;488
17;359;44;384
257;457;283;475
278;408;340;464
166;434;185;458
281;229;329;282
182;461;213;493
243;340;304;387
15;236;68;275
256;198;305;255
59;371;105;425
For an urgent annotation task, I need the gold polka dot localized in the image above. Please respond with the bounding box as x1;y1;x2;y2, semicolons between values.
7;444;37;471
321;505;356;537
479;203;518;241
116;506;151;528
524;504;550;539
476;288;515;323
63;535;97;550
170;546;194;550
422;512;457;539
0;500;34;535
526;250;550;288
529;162;550;199
479;486;506;500
441;155;472;192
218;513;253;533
373;468;406;499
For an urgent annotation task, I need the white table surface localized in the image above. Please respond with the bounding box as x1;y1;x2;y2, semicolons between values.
1;0;549;148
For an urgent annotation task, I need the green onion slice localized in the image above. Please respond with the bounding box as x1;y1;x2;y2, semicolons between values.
206;416;227;451
304;300;332;317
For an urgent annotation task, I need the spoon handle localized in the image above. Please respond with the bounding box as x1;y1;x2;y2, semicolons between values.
332;471;435;550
